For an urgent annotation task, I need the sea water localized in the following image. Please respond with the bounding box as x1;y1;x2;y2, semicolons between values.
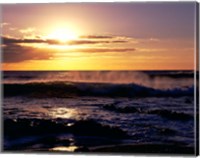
2;71;196;153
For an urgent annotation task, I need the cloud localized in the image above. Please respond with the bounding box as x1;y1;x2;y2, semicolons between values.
112;40;127;43
1;36;57;63
9;27;17;31
1;34;135;63
19;27;36;34
149;38;160;42
2;43;135;63
80;48;135;53
55;48;136;59
2;36;62;45
1;36;128;46
2;44;53;63
66;39;128;45
65;48;135;53
78;35;136;44
80;35;114;39
2;36;46;44
67;40;127;45
67;40;106;45
138;48;167;52
80;35;133;43
0;22;10;28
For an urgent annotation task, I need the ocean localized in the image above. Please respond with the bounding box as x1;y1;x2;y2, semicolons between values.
2;71;197;154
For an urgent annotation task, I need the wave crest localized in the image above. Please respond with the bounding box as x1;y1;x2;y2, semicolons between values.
4;81;194;98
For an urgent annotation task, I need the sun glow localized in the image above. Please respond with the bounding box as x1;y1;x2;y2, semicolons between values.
46;28;78;42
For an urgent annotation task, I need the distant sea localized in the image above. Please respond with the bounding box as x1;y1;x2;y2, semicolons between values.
3;71;197;154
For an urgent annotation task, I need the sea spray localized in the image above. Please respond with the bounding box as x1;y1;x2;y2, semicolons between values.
3;71;194;90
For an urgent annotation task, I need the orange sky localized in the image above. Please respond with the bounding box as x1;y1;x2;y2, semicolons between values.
1;3;197;70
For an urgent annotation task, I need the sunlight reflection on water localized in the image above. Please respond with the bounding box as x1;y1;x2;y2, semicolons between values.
49;107;78;119
50;146;78;152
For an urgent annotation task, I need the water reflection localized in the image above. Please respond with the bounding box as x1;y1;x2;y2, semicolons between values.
50;146;78;152
49;107;78;119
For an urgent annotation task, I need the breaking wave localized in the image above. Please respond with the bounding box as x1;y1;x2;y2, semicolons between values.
4;81;194;98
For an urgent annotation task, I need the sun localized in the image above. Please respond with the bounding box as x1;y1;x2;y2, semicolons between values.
46;28;78;42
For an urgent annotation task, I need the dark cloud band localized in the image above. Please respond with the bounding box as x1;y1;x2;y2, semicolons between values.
2;36;128;46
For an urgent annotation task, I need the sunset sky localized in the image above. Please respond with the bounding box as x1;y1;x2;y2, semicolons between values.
1;2;197;70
